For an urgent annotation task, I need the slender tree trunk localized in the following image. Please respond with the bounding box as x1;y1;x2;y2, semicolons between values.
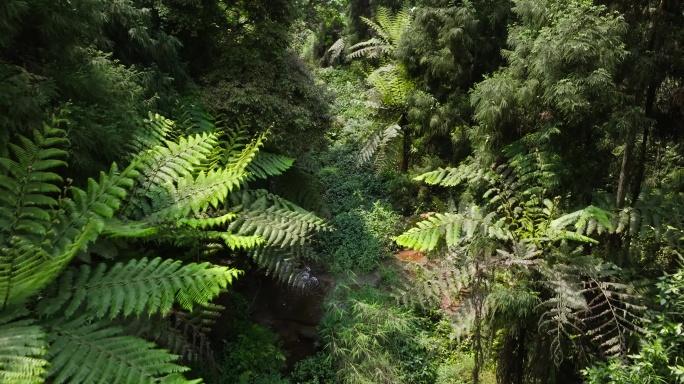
615;1;661;209
616;137;634;209
514;327;526;384
401;114;410;173
630;81;658;207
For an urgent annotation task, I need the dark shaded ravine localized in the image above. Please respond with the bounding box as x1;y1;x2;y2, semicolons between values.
213;272;332;368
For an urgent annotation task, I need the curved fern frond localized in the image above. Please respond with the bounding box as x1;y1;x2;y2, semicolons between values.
348;38;389;59
415;161;497;187
225;131;266;178
245;151;294;181
396;207;495;251
0;121;67;244
37;257;242;319
0;306;48;384
229;206;329;248
148;167;245;221
325;38;346;65
358;123;401;165
127;113;177;155
124;132;218;218
43;315;200;384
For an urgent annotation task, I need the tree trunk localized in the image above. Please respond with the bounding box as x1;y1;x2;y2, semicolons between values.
616;137;634;209
401;114;410;173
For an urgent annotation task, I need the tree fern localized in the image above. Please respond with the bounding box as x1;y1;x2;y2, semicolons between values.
0;113;329;382
348;6;412;60
397;152;645;375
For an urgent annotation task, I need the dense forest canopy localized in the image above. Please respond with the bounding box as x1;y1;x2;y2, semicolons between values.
1;0;684;383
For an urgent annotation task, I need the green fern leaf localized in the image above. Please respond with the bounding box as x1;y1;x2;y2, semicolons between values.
0;306;48;384
229;205;329;248
37;257;242;319
245;151;294;181
415;161;497;187
124;132;218;218
127;113;177;155
178;213;238;230
0;123;67;242
149;167;245;221
396;212;470;251
43;315;201;384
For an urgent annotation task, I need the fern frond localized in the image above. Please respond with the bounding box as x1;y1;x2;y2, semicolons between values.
396;207;492;251
0;124;138;306
537;267;585;365
127;113;177;155
347;38;389;59
581;270;645;357
126;306;222;365
148;167;245;221
0;306;48;384
37;257;242;319
43;315;200;384
358;123;401;165
124;132;218;218
245;151;294;181
326;38;346;64
0;122;67;243
415;161;497;187
224;131;266;178
217;232;265;250
229;205;329;248
178;213;238;230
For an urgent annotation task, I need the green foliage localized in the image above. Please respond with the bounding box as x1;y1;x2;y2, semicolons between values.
583;265;684;383
0;0;186;175
44;315;198;384
0;109;327;382
320;285;435;383
197;291;290;384
216;324;288;384
395;153;644;380
323;208;386;274
0;307;48;384
38;258;241;319
348;6;412;60
290;352;336;384
470;0;630;196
